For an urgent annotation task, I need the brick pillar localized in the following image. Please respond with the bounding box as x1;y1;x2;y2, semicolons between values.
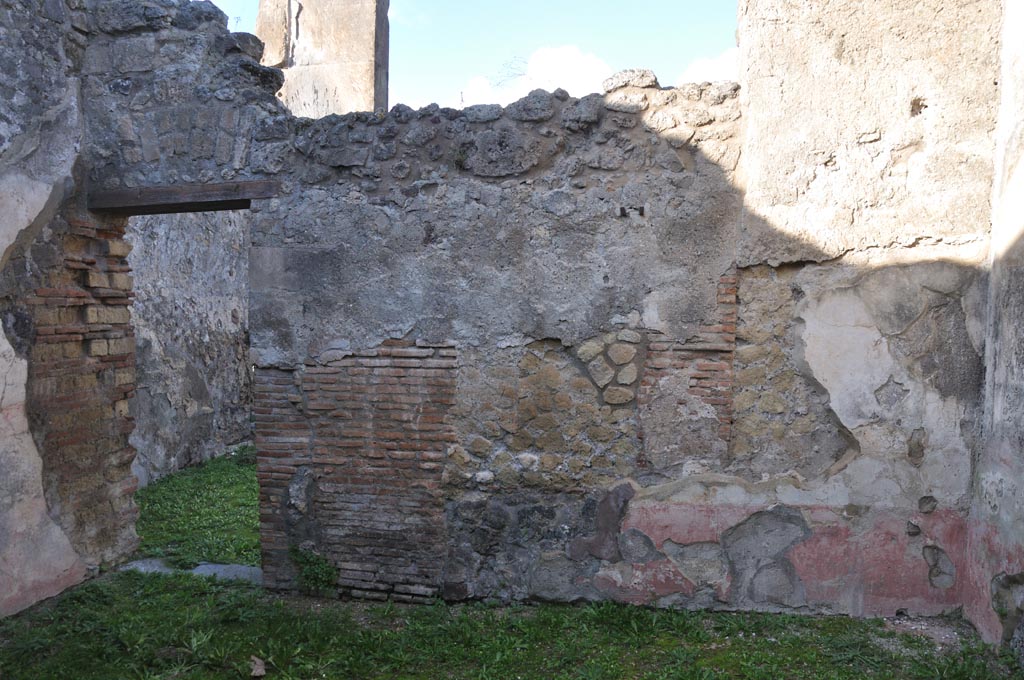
23;202;139;564
256;340;457;601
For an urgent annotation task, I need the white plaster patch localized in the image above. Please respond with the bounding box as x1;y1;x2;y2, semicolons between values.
0;173;52;266
800;289;894;428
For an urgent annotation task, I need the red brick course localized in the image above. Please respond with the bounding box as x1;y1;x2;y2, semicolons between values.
256;341;458;601
22;204;139;562
639;272;737;449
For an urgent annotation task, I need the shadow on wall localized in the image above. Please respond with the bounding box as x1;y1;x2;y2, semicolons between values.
236;66;1007;637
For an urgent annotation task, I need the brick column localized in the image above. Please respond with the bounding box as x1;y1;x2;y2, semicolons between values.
256;340;457;601
24;203;139;564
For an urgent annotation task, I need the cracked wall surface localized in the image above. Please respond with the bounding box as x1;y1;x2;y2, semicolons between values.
128;210;251;485
0;0;89;616
3;0;1024;643
967;0;1024;649
736;0;999;265
255;0;389;117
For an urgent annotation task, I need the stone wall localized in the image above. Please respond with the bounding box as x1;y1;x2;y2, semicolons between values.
245;75;746;601
78;0;275;485
967;0;1024;647
255;0;389;116
4;0;1024;644
731;0;998;623
128;210;251;485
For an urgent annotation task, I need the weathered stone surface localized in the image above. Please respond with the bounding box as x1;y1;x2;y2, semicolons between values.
607;343;636;365
3;0;1023;642
602;69;660;93
923;545;956;589
738;0;1000;264
575;337;605;362
721;507;810;609
663;541;728;589
0;0;90;617
616;364;638;385
255;0;389;115
588;357;615;388
618;528;663;563
505;90;555;122
617;329;642;343
603;386;635;405
967;0;1024;645
604;92;649;113
448;343;639;492
464;104;503;123
128;211;252;485
568;484;635;562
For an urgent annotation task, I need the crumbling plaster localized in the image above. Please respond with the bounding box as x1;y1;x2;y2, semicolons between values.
255;0;389;117
968;0;1024;649
0;0;1022;646
0;0;89;616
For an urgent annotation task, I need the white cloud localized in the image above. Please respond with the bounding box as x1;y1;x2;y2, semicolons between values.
387;1;427;27
451;45;613;108
676;47;739;85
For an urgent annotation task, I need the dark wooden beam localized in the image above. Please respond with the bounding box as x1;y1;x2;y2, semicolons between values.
88;180;282;216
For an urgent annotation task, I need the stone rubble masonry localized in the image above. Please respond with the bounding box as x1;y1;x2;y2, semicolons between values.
256;340;457;600
127;210;252;486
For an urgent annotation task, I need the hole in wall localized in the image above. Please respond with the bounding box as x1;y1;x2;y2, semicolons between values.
910;97;928;117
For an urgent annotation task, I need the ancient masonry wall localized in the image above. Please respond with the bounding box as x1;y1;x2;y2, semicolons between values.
735;0;1000;624
257;341;457;598
968;0;1024;647
0;0;277;614
81;1;268;485
15;200;140;565
0;0;90;616
255;0;389;117
128;211;252;486
2;0;1023;644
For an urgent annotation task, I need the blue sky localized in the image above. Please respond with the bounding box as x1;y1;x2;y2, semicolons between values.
212;1;738;108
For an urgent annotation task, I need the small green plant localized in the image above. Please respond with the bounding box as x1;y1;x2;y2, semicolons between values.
289;546;338;595
452;144;471;170
229;442;257;465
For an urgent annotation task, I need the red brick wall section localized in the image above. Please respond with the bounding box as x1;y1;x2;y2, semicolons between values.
24;203;139;563
256;340;458;602
639;271;737;454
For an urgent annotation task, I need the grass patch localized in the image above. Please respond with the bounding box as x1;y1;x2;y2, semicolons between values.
134;446;259;568
1;572;1021;680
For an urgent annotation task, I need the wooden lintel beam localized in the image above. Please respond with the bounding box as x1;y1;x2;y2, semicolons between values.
88;180;282;216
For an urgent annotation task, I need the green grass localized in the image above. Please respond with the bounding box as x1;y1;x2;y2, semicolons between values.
4;449;1019;678
134;446;260;569
1;572;1021;680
